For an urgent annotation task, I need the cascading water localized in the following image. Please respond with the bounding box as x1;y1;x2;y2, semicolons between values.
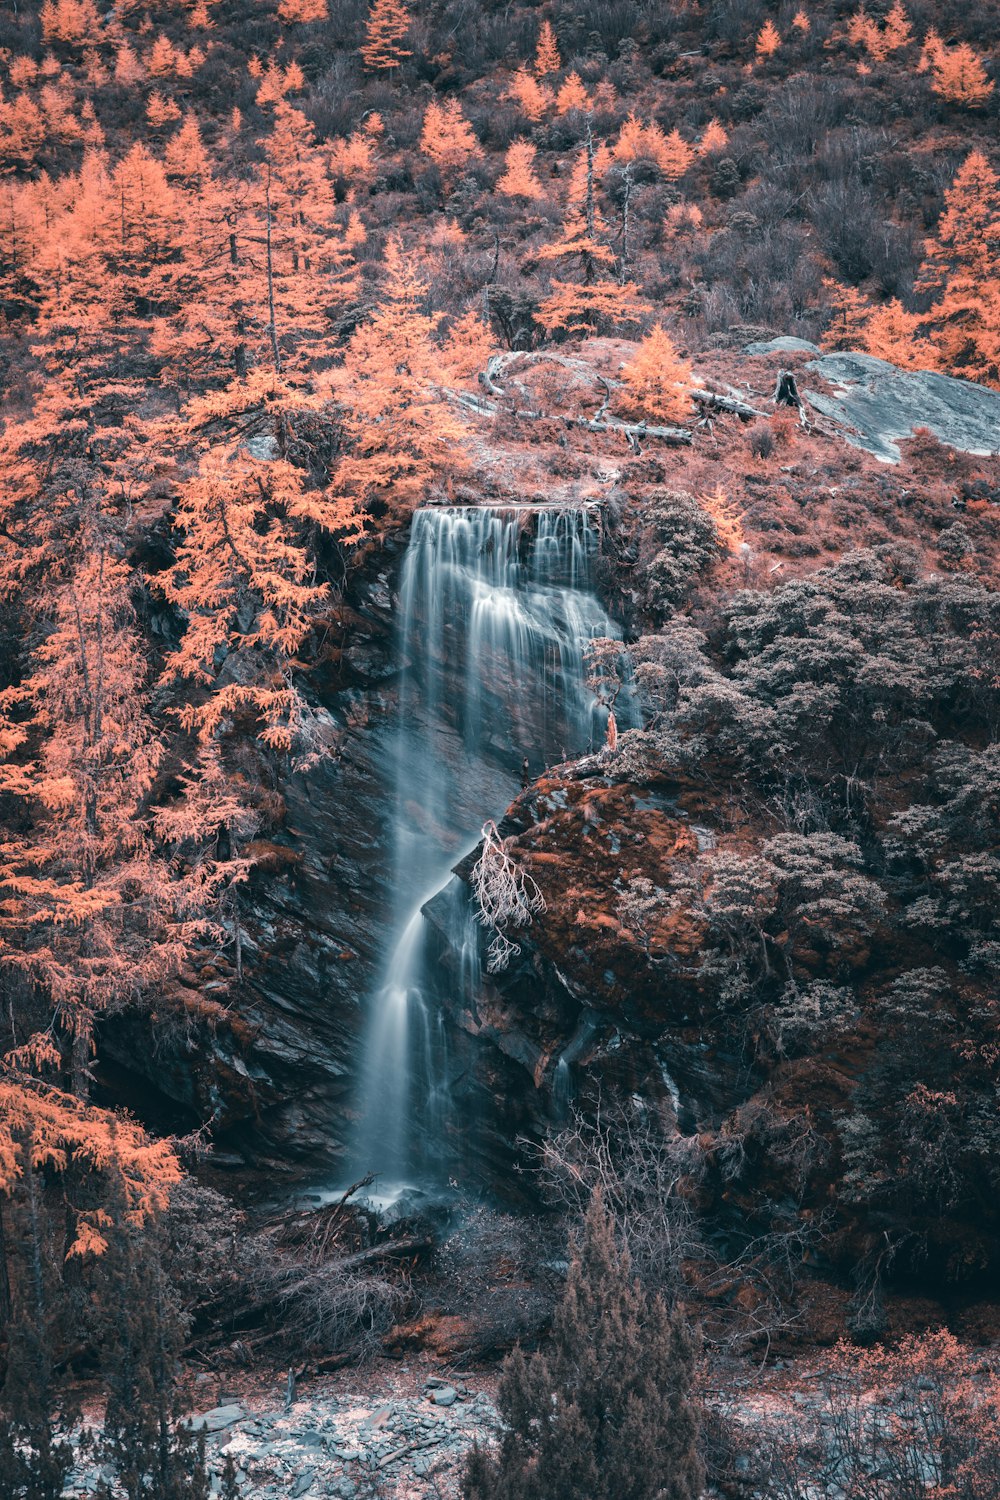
351;505;625;1195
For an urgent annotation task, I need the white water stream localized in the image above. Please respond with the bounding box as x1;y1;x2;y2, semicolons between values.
350;505;624;1193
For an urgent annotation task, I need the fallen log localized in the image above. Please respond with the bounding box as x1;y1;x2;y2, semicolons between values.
447;386;692;446
690;388;767;420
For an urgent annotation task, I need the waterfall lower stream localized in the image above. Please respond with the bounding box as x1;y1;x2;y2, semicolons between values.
350;505;624;1198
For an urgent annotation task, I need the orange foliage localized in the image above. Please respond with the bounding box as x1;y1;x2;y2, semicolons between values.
329;237;468;520
534;19;561;77
360;0;412;72
555;72;589;113
441;305;494;385
701;482;745;552
699;117;729;154
617;323;694;423
931;42;994;108
278;0;327;20
919;150;1000;385
40;0;101;47
497;139;544;198
419;98;483;174
0;1078;181;1248
755;19;781;59
506;65;552;121
537;132;648;336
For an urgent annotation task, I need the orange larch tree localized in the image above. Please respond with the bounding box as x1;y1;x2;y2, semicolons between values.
617;324;694;424
155;431;360;760
441;305;494;386
360;0;412;73
497;139;543;198
930;43;995;109
917;150;1000;386
534;20;561;77
278;0;327;20
0;540;182;1097
755;19;781;59
536;127;649;337
861;300;940;370
506;65;551;121
327;236;468;523
419;98;484;177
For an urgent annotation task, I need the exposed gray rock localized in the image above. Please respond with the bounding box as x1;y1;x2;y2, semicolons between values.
429;1386;458;1407
805;352;1000;463
187;1403;246;1433
290;1468;317;1497
743;335;821;355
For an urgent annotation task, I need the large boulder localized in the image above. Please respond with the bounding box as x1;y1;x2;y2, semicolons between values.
805;351;1000;463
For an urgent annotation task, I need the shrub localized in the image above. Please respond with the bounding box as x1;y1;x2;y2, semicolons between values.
463;1193;704;1500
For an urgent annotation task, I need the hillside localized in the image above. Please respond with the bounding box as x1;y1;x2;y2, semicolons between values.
0;0;999;1496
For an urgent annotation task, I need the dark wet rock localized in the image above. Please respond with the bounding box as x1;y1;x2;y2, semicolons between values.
805;352;1000;463
418;764;732;1193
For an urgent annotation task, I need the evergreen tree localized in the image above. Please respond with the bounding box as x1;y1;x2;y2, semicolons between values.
94;1174;210;1500
0;1142;74;1500
463;1193;704;1500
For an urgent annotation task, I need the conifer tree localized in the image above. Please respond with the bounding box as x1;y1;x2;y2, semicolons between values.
699;118;728;154
555;72;589;113
360;0;412;73
0;541;182;1096
497;139;543;198
534;19;561;77
419;98;483;176
918;151;1000;386
463;1193;704;1500
278;0;327;21
329;236;467;522
618;324;694;423
506;66;551;121
755;19;781;59
536;125;649;336
930;43;994;108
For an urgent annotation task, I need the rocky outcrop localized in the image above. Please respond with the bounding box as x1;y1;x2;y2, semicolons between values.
99;544;411;1178
805;352;1000;463
419;763;744;1190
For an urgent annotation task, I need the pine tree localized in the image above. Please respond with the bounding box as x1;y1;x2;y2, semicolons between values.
360;0;412;73
419;98;483;176
497;139;543;198
537;126;649;337
0;542;182;1096
699;118;728;154
328;236;467;522
441;306;494;385
918;150;1000;386
555;71;588;113
881;1;913;51
278;0;327;21
930;43;994;108
861;299;939;370
534;19;561;76
755;19;781;59
506;66;551;121
463;1193;704;1500
618;324;694;423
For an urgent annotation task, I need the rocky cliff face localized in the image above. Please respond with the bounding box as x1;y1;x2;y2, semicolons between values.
99;543;409;1179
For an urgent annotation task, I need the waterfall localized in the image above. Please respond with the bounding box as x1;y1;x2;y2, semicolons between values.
351;505;624;1196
